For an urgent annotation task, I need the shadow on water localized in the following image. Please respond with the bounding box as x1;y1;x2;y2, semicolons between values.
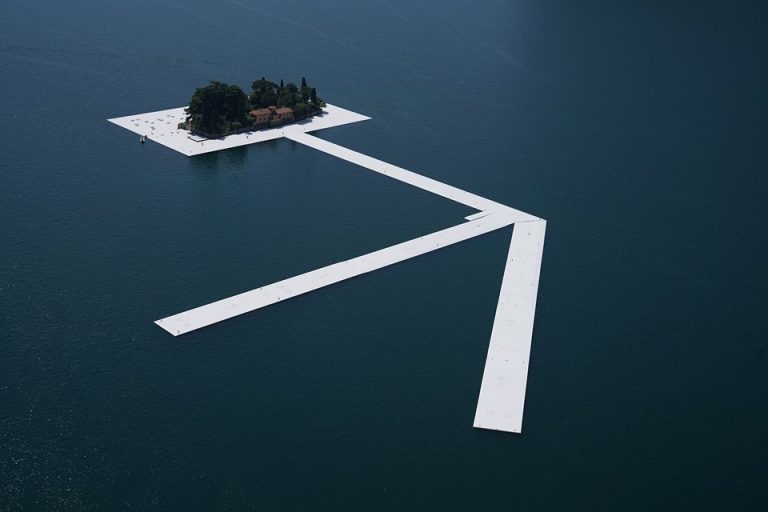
224;146;247;168
189;151;221;175
188;145;251;176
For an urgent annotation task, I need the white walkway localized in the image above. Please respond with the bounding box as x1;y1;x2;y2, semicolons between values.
156;211;515;336
473;220;546;433
285;133;538;223
111;105;546;434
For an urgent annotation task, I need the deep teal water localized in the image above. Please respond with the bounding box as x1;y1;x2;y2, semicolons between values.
1;1;766;510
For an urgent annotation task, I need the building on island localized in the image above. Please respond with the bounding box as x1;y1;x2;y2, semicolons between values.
274;107;294;123
249;108;271;127
249;106;296;129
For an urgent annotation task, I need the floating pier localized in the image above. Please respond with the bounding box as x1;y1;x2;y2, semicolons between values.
285;132;537;222
107;104;370;157
156;211;515;336
474;219;546;433
109;105;546;434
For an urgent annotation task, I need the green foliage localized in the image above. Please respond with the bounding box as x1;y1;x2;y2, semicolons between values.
251;77;277;92
277;81;299;107
309;87;325;109
186;76;326;136
293;103;310;118
187;81;249;136
250;78;279;108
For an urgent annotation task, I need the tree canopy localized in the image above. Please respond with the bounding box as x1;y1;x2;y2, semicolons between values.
187;81;249;136
250;78;279;108
185;76;326;136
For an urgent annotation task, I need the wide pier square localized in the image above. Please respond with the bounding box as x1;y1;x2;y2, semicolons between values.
108;104;370;156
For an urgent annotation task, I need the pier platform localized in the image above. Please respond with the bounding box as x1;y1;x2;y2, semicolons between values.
108;104;370;156
473;220;546;433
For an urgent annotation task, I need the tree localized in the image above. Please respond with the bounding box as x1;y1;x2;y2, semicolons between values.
277;82;299;107
186;81;249;136
301;77;307;89
294;102;310;118
259;89;278;107
251;77;277;94
310;87;326;110
250;78;278;108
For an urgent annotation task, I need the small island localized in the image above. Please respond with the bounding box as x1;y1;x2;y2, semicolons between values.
181;77;326;138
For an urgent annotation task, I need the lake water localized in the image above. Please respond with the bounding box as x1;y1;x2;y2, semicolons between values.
1;1;766;510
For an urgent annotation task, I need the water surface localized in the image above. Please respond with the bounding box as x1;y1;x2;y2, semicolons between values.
1;1;766;510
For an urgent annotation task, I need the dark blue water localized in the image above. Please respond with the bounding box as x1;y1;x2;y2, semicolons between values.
1;1;766;510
